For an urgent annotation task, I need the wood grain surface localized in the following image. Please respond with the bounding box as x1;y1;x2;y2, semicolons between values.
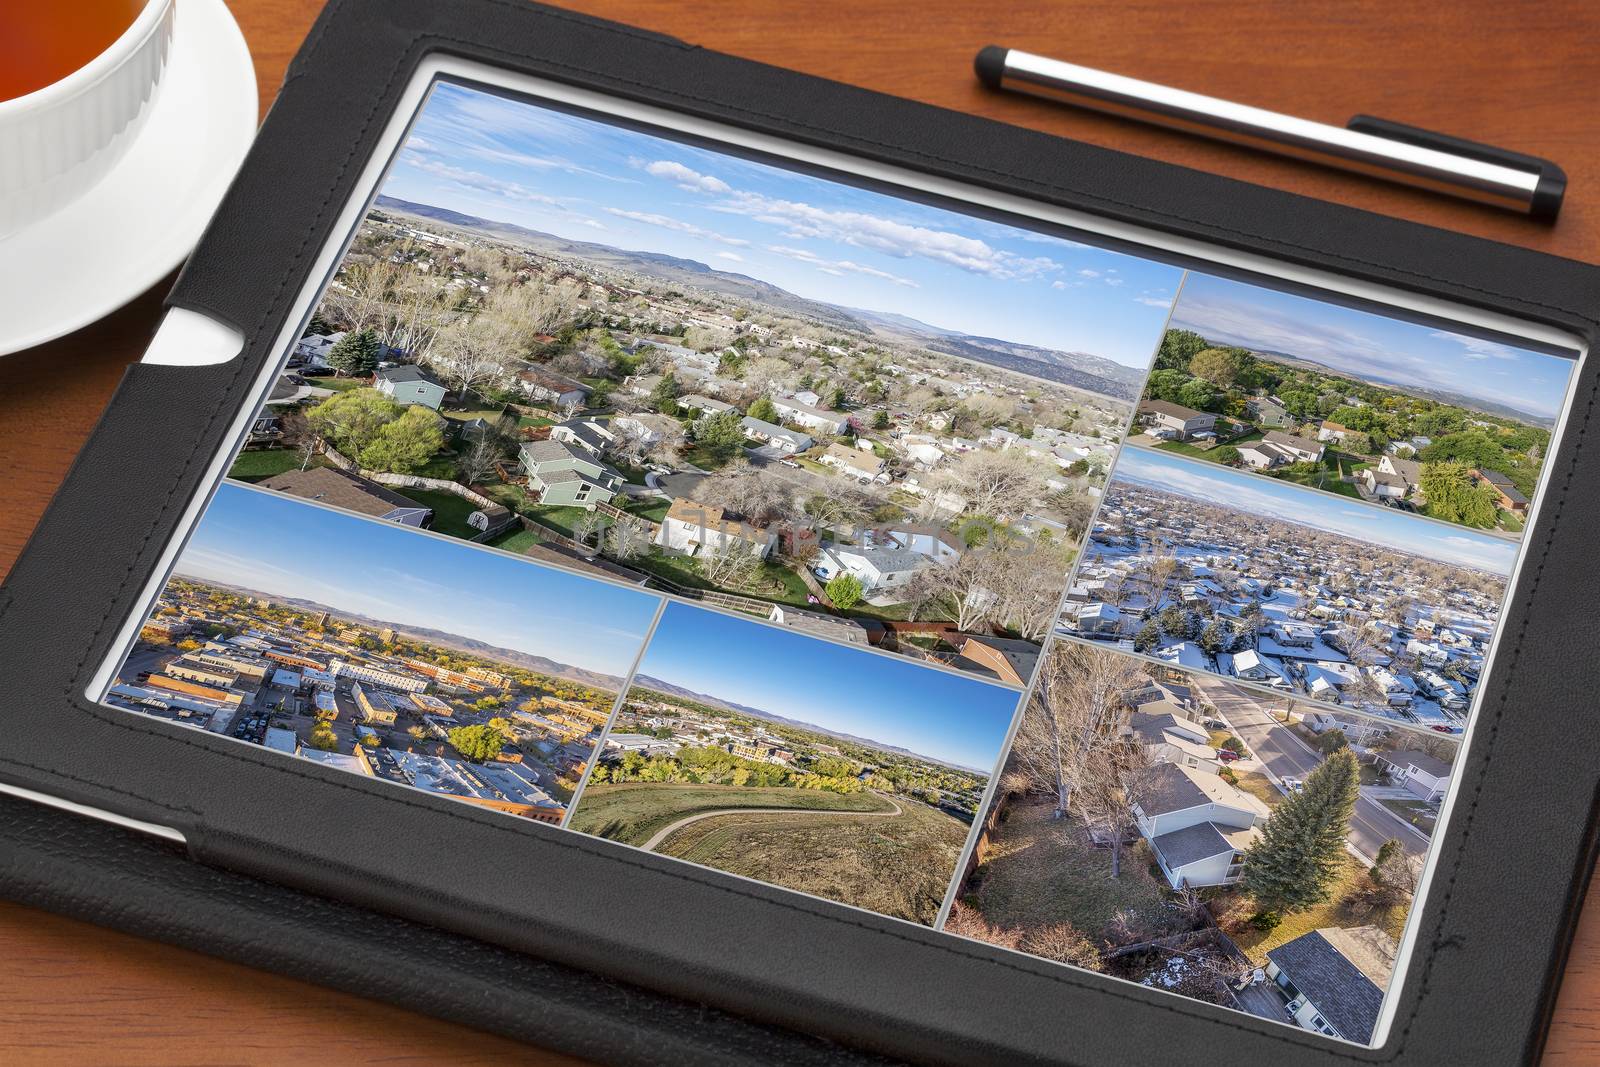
1;1;1597;1063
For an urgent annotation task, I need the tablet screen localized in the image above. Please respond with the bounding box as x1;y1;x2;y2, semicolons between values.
92;69;1582;1047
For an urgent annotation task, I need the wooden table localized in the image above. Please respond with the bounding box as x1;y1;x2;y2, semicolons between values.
2;1;1598;1062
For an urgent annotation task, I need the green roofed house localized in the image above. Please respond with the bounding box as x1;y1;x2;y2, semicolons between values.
517;439;624;507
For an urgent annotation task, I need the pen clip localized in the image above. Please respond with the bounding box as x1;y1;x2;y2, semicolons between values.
1348;114;1566;219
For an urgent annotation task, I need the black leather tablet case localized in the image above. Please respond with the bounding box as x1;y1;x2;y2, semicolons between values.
3;2;1599;1064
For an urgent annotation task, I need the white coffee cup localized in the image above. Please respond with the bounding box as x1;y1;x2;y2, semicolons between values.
0;0;176;237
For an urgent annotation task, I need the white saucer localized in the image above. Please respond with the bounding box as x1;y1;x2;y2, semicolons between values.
0;0;257;355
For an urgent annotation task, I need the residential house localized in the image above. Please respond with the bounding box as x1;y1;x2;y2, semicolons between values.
1372;749;1451;801
1138;399;1217;441
517;439;624;507
517;366;591;409
614;413;677;447
1264;926;1397;1043
740;416;812;453
766;604;871;645
654;497;776;558
1125;709;1221;774
550;418;615;458
373;364;446;410
293;331;344;369
1470;468;1529;515
1248;396;1294;428
1074;601;1123;636
678;394;733;415
1130;761;1268;889
772;394;849;435
819;442;887;481
1361;454;1423;500
1316;419;1352;444
258;466;432;527
812;543;929;595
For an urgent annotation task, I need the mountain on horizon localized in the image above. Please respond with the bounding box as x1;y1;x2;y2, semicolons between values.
630;675;990;775
174;575;627;691
374;196;1141;401
1235;345;1557;430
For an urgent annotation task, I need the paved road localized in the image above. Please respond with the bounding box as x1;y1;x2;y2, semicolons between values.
1196;678;1431;862
640;793;903;852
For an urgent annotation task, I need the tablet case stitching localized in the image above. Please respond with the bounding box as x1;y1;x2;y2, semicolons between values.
6;4;1593;1055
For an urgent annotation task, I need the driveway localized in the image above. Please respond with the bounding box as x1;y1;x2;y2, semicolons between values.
1195;677;1432;862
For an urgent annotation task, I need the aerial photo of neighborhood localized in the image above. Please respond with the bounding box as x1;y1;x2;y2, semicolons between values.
566;601;1020;925
227;78;1190;690
103;483;663;821
1060;447;1516;734
1132;273;1575;538
948;640;1457;1045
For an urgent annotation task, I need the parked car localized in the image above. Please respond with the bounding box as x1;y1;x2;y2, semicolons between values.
780;459;801;469
1282;777;1304;793
1218;749;1241;763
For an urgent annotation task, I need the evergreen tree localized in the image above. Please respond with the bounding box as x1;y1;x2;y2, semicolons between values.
327;327;382;377
1243;748;1360;913
1134;619;1160;653
650;373;682;415
747;395;779;423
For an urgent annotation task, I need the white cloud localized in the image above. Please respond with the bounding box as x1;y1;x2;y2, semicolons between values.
399;153;565;206
577;218;606;229
643;160;732;194
604;208;748;246
765;245;918;287
1427;330;1521;361
1134;295;1171;307
1078;269;1100;278
714;251;744;262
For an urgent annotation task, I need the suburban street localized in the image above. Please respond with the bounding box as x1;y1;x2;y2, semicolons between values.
1195;677;1432;863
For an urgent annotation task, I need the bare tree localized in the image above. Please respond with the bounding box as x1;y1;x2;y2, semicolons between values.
943;449;1049;520
1008;642;1147;818
572;510;608;551
697;535;762;588
1074;738;1152;878
1136;539;1179;610
456;435;506;487
429;315;511;397
604;517;653;562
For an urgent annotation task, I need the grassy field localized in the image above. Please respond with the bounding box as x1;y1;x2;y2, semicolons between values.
228;449;323;482
621;497;671;524
571;783;967;924
1379;798;1437;835
1230;771;1284;810
484;526;539;553
304;375;364;393
963;798;1175;944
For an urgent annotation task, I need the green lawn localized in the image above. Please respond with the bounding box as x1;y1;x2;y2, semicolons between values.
484;526;540;553
628;550;811;607
1498;509;1525;533
1272;463;1361;498
478;483;589;538
621;497;671;523
518;415;555;429
569;782;893;847
1154;439;1223;460
304;376;364;393
681;444;738;470
396;489;481;539
228;449;322;482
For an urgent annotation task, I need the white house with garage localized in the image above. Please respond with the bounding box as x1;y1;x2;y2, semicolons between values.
1130;762;1268;889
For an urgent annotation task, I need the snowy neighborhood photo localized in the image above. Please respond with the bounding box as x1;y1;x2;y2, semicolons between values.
1060;447;1515;734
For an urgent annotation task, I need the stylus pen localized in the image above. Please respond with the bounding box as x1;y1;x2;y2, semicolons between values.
974;46;1565;220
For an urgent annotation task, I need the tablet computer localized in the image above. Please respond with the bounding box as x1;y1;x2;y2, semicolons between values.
4;4;1597;1064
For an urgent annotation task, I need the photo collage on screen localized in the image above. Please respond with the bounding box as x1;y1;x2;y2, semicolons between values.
97;77;1579;1045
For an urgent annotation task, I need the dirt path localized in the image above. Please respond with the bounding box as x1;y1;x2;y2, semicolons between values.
640;793;904;852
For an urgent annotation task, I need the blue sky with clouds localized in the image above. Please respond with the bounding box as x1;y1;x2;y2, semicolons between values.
1170;272;1576;423
1113;447;1518;575
376;81;1185;366
635;602;1020;771
175;484;661;677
